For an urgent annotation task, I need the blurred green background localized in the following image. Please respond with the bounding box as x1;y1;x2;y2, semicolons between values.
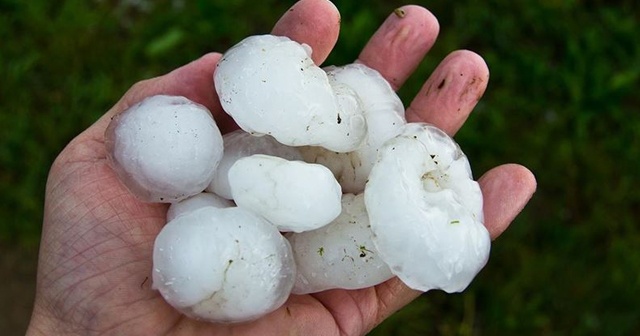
1;0;639;334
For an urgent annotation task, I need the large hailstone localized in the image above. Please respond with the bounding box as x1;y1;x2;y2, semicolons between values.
153;206;295;323
364;123;491;293
287;193;393;294
105;95;223;203
300;63;406;193
228;154;342;232
215;34;367;152
207;129;303;200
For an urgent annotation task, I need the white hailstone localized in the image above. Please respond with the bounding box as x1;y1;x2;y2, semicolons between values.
287;193;393;294
364;122;490;293
166;192;234;222
105;95;223;203
207;129;303;200
153;206;295;323
214;34;367;152
228;154;342;233
300;63;406;193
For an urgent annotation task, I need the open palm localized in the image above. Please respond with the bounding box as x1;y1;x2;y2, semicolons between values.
27;1;536;335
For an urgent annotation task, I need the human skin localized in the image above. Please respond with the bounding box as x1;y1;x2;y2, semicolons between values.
27;1;536;335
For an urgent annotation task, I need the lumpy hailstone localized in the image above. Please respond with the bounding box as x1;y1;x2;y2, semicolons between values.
105;95;223;202
207;129;303;200
153;206;295;323
300;63;406;193
287;193;393;294
365;123;491;293
215;34;367;152
228;154;342;232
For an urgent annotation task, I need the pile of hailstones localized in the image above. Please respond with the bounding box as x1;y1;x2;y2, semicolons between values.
105;35;491;323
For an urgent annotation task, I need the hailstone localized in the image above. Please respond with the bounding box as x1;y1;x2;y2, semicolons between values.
105;95;223;202
214;34;367;152
207;129;303;200
153;206;295;323
228;154;342;232
300;63;406;193
287;193;393;294
364;123;491;293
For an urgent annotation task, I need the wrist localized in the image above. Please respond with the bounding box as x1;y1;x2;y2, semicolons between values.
26;304;80;336
26;306;55;336
26;313;51;336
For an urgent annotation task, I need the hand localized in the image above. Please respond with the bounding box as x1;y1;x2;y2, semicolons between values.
27;0;536;335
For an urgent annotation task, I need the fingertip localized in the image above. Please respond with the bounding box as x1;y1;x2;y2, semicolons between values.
358;5;440;90
479;164;537;239
510;164;537;194
446;49;490;80
406;49;490;135
396;5;440;34
194;51;224;69
482;163;537;199
271;0;341;65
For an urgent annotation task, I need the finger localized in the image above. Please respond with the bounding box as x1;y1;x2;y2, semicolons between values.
357;5;439;91
479;163;537;238
406;50;489;136
271;0;341;65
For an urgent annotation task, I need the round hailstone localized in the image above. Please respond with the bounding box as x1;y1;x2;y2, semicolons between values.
300;63;406;193
166;192;234;222
364;122;490;293
105;95;223;203
287;193;393;294
207;129;303;200
228;154;342;232
215;34;367;152
153;206;295;323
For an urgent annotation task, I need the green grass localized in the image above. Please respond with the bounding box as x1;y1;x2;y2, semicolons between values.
1;0;639;334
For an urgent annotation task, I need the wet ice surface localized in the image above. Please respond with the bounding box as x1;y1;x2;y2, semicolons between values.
214;35;367;152
153;206;295;323
287;193;393;294
207;129;303;200
105;95;223;203
364;123;490;293
300;63;406;193
229;154;342;233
